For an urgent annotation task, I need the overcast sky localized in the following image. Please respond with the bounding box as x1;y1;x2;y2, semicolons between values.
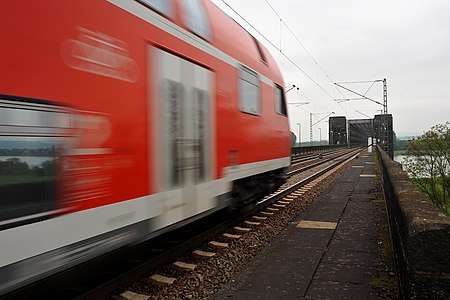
211;0;450;140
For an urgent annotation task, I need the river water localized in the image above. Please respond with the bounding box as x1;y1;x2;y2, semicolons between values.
0;156;53;167
394;154;407;164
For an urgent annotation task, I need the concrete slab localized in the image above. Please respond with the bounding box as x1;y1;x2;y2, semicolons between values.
240;253;323;296
333;225;376;242
283;229;333;249
306;280;378;299
228;289;299;300
329;237;378;253
322;248;377;266
297;220;337;230
332;182;356;192
313;262;378;284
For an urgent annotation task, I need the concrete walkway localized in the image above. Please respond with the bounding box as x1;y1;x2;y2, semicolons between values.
214;150;381;299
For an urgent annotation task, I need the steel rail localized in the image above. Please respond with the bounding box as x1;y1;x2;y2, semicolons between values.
78;147;363;299
6;148;362;300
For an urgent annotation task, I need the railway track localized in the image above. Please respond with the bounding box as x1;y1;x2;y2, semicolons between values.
4;147;362;300
290;146;359;167
105;147;361;299
288;147;361;176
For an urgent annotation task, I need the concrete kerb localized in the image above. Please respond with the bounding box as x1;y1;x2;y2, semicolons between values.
377;146;450;298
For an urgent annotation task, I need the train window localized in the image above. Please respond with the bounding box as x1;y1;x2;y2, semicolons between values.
182;0;211;40
275;85;287;116
0;99;70;230
239;66;260;115
162;80;184;188
252;36;267;64
137;0;173;17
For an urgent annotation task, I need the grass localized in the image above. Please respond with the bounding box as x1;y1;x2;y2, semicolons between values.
414;177;450;216
0;175;54;185
371;199;384;205
394;150;409;156
370;277;398;296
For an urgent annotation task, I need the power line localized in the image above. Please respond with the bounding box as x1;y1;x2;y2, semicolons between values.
335;80;383;84
220;0;373;122
220;0;342;111
264;2;343;90
263;0;348;114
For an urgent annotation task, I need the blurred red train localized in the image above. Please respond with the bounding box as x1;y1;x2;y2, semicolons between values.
0;0;290;293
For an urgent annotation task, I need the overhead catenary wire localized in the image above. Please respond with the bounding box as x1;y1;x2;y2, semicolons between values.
335;80;383;84
263;0;350;115
221;0;380;122
263;0;391;121
220;0;342;112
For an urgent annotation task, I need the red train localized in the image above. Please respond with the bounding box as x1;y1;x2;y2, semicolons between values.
0;0;290;293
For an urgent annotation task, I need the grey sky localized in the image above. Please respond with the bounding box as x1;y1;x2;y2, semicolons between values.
211;0;450;140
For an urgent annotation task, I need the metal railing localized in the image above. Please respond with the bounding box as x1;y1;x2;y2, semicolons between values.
291;144;346;156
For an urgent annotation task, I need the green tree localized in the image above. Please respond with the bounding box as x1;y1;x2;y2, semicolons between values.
403;122;450;215
291;131;297;147
0;158;30;175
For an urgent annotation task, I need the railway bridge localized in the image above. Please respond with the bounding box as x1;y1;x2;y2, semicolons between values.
4;145;449;299
114;145;450;299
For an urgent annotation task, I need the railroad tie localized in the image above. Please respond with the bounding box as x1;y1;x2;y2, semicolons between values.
149;274;176;286
222;233;241;239
260;211;274;216
244;220;261;226
266;207;279;212
192;249;216;259
208;241;229;249
172;261;197;272
278;201;290;205
273;204;285;208
282;198;294;202
119;291;150;300
234;226;251;233
252;215;267;221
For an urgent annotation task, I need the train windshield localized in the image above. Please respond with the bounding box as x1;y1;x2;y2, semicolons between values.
0;98;71;230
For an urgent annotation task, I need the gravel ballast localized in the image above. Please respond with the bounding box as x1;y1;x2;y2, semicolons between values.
114;157;355;300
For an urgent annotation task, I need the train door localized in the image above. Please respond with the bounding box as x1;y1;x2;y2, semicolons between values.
151;47;216;229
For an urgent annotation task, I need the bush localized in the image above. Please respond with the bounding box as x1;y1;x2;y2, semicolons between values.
403;122;450;215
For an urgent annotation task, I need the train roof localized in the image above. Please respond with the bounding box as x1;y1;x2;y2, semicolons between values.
204;0;284;87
